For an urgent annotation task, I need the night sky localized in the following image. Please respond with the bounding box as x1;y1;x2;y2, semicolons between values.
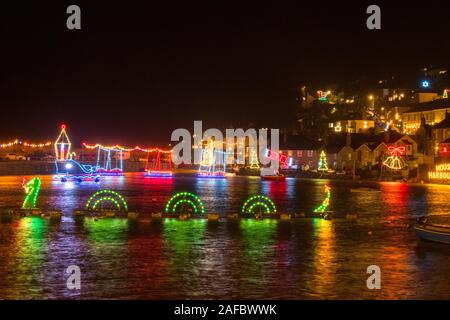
1;1;450;145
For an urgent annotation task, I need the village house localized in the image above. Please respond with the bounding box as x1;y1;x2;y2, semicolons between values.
279;135;323;169
402;98;450;134
324;133;355;171
432;112;450;153
324;131;418;171
278;130;418;172
439;138;450;158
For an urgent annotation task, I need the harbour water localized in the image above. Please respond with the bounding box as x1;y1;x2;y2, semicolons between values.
0;173;450;299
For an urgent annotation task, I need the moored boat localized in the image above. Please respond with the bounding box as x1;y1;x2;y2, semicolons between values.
413;219;450;245
261;173;286;181
350;187;381;193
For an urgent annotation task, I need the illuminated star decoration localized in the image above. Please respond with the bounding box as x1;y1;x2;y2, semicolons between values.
383;146;405;170
422;80;430;88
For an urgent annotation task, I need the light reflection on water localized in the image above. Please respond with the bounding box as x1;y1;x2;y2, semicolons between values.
0;173;450;299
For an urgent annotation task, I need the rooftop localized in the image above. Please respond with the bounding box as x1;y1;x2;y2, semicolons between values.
433;113;450;129
403;98;450;113
279;135;323;150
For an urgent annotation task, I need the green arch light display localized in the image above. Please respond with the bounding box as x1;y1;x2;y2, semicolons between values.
313;185;331;213
85;190;128;212
241;195;277;215
165;192;205;214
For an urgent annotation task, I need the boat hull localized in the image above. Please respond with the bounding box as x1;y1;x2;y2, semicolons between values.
414;223;450;245
261;175;286;181
350;188;381;193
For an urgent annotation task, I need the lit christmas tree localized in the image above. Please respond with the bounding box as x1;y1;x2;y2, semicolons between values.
318;150;328;171
249;149;259;169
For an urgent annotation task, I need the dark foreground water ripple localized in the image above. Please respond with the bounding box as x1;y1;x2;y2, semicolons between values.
0;173;450;299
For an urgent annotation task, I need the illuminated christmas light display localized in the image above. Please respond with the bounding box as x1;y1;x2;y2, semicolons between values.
317;90;331;101
0;139;52;148
85;190;128;212
23;141;52;148
313;185;331;213
428;163;450;182
318;150;328;171
54;125;100;182
83;143;171;154
91;145;124;176
145;150;173;178
0;139;18;148
165;192;205;214
383;145;405;170
84;143;172;177
54;124;72;161
22;177;41;209
198;140;227;178
241;195;277;215
249;149;260;169
264;149;289;169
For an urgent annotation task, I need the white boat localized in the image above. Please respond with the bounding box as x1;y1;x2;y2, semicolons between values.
413;218;450;245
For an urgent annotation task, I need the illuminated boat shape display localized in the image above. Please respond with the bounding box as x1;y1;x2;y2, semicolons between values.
197;171;226;178
53;125;100;183
144;150;173;178
197;140;227;178
54;159;100;183
413;219;450;245
145;170;173;178
97;168;123;176
83;143;124;176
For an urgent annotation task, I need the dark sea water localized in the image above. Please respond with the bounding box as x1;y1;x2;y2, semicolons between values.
0;173;450;299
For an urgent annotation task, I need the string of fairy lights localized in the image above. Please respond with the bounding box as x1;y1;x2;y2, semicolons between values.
0;139;52;148
83;143;172;154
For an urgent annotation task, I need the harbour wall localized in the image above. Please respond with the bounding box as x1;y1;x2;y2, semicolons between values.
0;160;146;176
